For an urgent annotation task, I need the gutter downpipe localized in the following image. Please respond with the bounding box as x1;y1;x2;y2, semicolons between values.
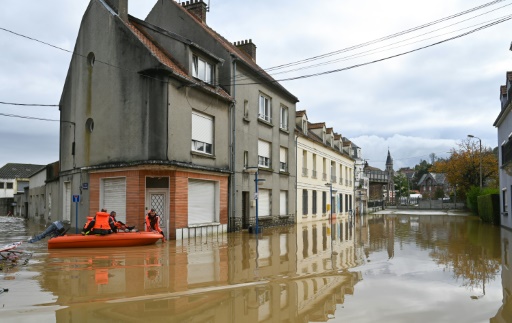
230;56;237;232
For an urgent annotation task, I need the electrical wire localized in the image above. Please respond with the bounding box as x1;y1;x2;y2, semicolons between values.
0;101;58;107
0;112;59;122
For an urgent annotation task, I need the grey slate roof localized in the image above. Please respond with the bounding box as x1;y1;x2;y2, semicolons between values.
0;163;45;179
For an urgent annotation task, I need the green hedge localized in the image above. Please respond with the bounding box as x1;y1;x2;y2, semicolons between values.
477;194;500;225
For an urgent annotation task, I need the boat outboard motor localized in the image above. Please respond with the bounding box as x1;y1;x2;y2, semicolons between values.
28;221;66;243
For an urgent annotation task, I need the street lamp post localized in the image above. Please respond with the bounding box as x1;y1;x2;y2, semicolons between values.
246;167;265;234
467;134;482;189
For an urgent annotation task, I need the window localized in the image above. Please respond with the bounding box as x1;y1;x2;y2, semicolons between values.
280;147;287;172
0;182;3;189
259;189;271;217
302;189;308;215
259;94;271;122
302;119;308;135
258;140;271;168
244;151;249;169
312;190;317;214
280;191;287;215
192;55;213;84
280;105;288;130
189;179;217;224
102;177;127;223
192;111;213;155
6;182;13;189
322;191;327;214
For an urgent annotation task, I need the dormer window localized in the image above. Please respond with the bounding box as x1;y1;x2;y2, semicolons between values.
192;54;213;84
302;119;308;135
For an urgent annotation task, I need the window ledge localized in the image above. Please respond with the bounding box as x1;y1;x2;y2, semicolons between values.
257;118;273;127
302;215;308;218
279;128;289;134
279;171;290;175
279;214;291;218
243;116;250;123
191;151;216;159
258;216;272;221
258;167;273;173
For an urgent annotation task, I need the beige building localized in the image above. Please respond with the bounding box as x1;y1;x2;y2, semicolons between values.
295;111;355;223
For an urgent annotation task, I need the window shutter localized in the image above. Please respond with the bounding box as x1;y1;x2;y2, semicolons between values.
258;140;270;158
188;179;216;225
192;112;213;144
102;177;127;223
63;182;71;222
259;189;270;216
280;191;287;215
280;147;286;163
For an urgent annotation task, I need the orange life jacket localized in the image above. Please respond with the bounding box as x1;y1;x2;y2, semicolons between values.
83;216;94;230
92;212;113;235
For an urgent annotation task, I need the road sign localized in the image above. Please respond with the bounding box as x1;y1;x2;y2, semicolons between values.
72;195;80;203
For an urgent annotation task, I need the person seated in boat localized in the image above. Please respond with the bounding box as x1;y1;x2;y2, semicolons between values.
110;211;136;232
29;221;67;243
84;211;117;235
146;209;165;241
81;216;94;235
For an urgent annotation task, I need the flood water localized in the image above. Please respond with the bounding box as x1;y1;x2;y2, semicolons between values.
0;211;511;323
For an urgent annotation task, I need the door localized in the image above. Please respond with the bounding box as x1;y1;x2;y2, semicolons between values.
242;191;249;229
146;189;169;239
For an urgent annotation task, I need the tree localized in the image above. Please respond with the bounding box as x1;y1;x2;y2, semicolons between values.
431;138;498;200
411;159;431;190
394;173;409;199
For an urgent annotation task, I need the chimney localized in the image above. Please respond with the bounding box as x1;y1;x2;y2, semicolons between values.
234;39;257;62
105;0;128;22
182;0;208;23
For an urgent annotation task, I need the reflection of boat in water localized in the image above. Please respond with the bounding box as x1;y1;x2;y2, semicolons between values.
48;232;163;249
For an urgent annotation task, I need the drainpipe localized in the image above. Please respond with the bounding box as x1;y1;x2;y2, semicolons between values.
230;56;237;232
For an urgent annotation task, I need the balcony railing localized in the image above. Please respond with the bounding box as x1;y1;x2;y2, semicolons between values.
331;175;336;183
312;170;317;178
322;173;327;181
302;167;308;177
339;177;343;185
345;179;349;186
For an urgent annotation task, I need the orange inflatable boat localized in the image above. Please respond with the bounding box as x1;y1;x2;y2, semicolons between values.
47;232;163;249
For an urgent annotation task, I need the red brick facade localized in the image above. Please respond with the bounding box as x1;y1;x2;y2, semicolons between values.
89;167;228;240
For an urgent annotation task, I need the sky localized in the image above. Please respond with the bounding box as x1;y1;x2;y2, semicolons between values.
1;0;511;170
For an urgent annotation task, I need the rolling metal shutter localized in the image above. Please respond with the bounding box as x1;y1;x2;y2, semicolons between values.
258;140;270;158
63;182;71;222
192;112;213;144
280;191;287;215
259;189;270;217
102;178;126;223
188;179;216;225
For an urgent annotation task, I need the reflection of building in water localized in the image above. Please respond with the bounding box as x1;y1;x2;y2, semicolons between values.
39;221;368;322
294;217;363;320
491;228;512;322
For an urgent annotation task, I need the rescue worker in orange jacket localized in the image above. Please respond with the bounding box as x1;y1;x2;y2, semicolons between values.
146;209;165;241
110;211;136;232
84;211;117;235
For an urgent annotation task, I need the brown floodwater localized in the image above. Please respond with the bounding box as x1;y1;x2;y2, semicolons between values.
0;211;510;323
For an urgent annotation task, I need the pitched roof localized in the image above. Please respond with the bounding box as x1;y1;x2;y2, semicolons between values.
172;1;298;103
127;18;233;102
0;163;45;179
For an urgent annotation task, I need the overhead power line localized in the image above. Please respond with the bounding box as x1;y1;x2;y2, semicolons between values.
0;101;58;107
0;112;59;122
230;14;512;86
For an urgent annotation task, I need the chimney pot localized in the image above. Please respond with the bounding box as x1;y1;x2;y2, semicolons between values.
235;39;257;62
183;0;207;23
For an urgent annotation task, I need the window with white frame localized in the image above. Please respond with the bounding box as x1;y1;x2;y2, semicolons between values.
191;111;213;155
258;140;271;168
192;54;213;84
280;105;288;130
259;189;271;217
101;177;127;223
280;147;287;172
280;191;288;215
259;94;271;122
